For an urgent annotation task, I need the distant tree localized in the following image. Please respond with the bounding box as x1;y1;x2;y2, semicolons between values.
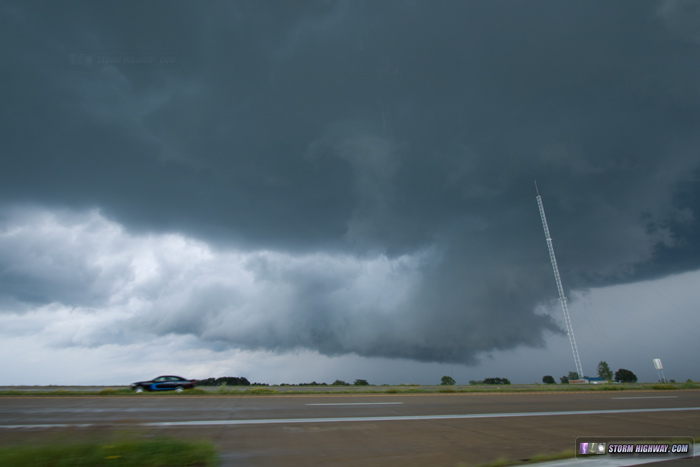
483;377;511;385
441;376;456;386
468;380;483;385
542;375;556;384
597;361;613;381
332;379;349;386
560;376;569;384
353;379;369;386
196;376;250;386
614;368;638;383
568;372;579;381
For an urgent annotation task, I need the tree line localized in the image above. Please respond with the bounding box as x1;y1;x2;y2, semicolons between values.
195;377;371;386
195;363;650;387
541;361;638;384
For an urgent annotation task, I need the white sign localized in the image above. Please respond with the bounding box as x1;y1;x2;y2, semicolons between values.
653;358;663;370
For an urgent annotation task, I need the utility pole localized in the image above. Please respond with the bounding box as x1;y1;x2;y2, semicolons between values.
535;182;584;380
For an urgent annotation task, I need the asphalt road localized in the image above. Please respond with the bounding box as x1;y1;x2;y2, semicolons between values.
1;390;699;466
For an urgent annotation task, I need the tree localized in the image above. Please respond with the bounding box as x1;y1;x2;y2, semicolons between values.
332;379;349;386
353;379;369;386
483;377;511;385
614;368;637;383
560;376;569;384
441;376;456;386
542;375;556;384
568;372;579;381
597;361;613;381
196;376;250;386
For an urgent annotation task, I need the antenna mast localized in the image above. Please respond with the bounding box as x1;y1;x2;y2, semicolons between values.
535;181;584;379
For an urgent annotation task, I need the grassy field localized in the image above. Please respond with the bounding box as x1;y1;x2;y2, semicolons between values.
0;381;696;396
0;436;218;467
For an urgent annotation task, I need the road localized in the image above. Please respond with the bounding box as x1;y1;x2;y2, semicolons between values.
1;390;699;466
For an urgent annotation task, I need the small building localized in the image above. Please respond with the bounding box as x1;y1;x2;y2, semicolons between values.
584;377;608;384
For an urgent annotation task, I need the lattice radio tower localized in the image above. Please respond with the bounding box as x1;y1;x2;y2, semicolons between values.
535;181;584;379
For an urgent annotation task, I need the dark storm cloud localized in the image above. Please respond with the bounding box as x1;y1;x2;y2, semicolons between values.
1;1;699;364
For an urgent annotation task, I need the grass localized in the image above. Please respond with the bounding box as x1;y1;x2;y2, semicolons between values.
0;436;218;467
227;387;279;395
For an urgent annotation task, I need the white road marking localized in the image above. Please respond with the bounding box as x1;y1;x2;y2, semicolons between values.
306;402;403;406
611;396;679;400
1;406;698;429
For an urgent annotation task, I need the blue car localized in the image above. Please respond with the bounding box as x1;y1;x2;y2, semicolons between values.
130;375;196;393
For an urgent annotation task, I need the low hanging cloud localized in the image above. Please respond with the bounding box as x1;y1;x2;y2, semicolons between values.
0;207;562;364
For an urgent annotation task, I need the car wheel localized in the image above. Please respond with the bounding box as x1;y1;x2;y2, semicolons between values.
134;386;144;393
175;386;184;393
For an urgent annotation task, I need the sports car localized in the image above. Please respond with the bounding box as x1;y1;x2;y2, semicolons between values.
130;375;196;393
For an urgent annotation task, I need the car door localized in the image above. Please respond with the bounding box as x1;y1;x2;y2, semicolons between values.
164;376;179;390
150;376;169;391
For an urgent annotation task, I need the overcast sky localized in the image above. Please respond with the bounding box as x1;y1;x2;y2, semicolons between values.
1;0;699;385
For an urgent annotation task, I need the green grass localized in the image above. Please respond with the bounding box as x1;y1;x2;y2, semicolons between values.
98;388;135;395
227;387;280;395
0;436;218;467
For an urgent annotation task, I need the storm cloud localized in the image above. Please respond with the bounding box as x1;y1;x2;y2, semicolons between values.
1;1;699;373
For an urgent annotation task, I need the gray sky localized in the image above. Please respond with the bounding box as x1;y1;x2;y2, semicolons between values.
1;0;699;385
